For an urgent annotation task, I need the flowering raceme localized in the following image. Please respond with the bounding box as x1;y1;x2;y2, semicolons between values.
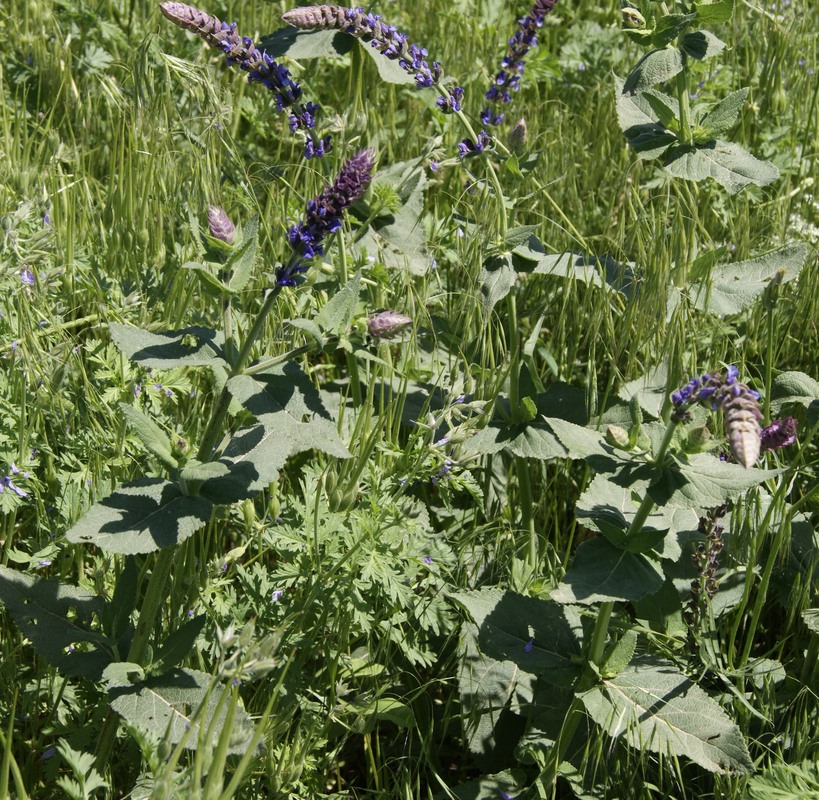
482;0;559;127
158;2;330;158
279;148;375;286
671;366;762;468
282;5;464;112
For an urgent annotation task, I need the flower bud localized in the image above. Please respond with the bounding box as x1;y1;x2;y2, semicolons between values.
621;7;646;27
368;310;413;340
207;205;236;245
508;118;528;155
605;425;630;449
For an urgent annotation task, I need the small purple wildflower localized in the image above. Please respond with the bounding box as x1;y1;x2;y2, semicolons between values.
304;134;333;159
281;148;375;286
524;638;534;653
38;560;52;567
43;213;51;225
134;383;142;398
207;205;236;244
436;86;464;113
283;6;444;89
428;160;439;172
482;0;559;124
271;589;284;602
457;130;491;159
423;556;432;565
21;268;35;286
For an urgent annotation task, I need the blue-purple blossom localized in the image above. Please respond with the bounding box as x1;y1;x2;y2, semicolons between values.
524;638;534;653
457;130;491;159
304;134;333;159
282;6;444;89
482;0;559;125
21;268;35;286
437;86;464;113
280;148;375;286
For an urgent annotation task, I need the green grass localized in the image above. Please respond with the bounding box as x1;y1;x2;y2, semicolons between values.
0;0;817;797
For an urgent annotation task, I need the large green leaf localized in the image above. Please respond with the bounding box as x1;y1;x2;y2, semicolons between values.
453;589;582;687
551;537;664;604
463;421;566;460
358;38;417;85
699;88;749;137
196;364;350;503
687;244;809;316
434;771;525;800
0;566;112;679
312;271;362;337
66;479;213;554
694;0;735;24
681;29;726;60
623;48;685;94
458;625;536;768
662;139;779;193
581;658;754;773
770;370;819;423
479;253;517;313
109;324;226;369
108;668;255;755
649;454;783;509
258;27;353;59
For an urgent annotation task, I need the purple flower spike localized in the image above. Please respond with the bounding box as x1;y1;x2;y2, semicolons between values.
207;205;236;244
368;310;412;339
159;2;325;157
282;6;444;90
436;86;464;113
484;0;559;117
280;148;375;286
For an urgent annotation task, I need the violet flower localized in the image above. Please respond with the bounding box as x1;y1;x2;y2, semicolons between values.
282;5;448;90
671;366;762;468
457;130;491;159
159;2;330;158
280;148;375;286
482;0;559;126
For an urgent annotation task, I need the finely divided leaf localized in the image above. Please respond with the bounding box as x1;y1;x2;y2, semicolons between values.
581;658;754;773
66;479;213;554
0;566;112;679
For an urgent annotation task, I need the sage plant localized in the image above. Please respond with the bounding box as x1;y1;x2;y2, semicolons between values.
159;2;331;158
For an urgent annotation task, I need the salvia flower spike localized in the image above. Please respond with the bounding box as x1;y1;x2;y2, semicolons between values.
279;148;375;286
207;205;236;244
482;0;559;126
159;2;330;158
671;366;762;468
282;6;448;90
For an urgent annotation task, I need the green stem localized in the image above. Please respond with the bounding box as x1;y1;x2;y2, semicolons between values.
675;58;692;145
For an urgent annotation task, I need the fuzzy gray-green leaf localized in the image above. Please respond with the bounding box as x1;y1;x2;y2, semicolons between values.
109;324;226;369
66;479;213;554
119;403;178;470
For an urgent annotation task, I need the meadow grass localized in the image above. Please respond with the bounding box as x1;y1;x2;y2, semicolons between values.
0;0;817;797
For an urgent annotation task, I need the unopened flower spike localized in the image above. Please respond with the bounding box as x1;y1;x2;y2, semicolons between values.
207;205;236;244
159;2;331;157
368;310;412;339
671;367;762;468
481;0;559;126
283;6;457;97
279;148;375;286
